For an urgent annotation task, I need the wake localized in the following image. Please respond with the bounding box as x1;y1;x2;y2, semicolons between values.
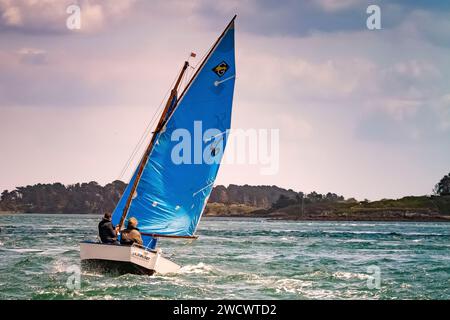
179;262;218;274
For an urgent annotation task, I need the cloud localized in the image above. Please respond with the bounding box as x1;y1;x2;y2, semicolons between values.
0;0;136;33
367;59;443;120
315;0;360;12
0;0;449;199
17;47;48;65
227;6;450;151
2;4;22;26
398;10;450;48
434;94;450;131
285;58;376;99
193;0;367;37
188;0;450;52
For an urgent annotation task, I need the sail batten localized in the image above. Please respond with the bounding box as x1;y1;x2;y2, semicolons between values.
112;18;236;246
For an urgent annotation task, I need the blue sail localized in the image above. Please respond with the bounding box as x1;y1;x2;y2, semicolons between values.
112;19;236;246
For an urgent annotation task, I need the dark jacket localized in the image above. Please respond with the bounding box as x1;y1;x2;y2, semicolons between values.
120;226;143;246
98;218;117;243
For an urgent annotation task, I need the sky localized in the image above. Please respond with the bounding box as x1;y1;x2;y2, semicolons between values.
0;0;449;200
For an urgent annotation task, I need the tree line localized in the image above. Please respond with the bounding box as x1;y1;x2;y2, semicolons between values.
0;181;126;214
0;181;345;214
1;171;448;214
434;172;450;196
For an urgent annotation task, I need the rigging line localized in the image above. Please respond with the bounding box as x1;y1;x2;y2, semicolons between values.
184;54;192;89
193;181;215;197
118;22;232;182
116;68;182;181
205;130;228;142
181;44;213;94
117;106;164;181
117;107;164;181
193;40;215;70
181;65;188;92
157;29;228;134
209;136;224;152
186;66;195;89
118;110;158;176
183;54;196;92
184;65;193;90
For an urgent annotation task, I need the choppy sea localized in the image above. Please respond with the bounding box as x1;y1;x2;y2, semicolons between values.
0;214;449;299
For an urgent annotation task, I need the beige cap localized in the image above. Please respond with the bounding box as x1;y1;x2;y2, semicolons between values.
128;217;138;228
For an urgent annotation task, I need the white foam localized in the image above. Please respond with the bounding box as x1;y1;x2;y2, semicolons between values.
332;271;369;280
51;259;81;275
306;270;328;277
298;288;336;299
38;248;71;256
2;248;43;253
179;262;217;274
271;278;339;299
279;236;296;241
245;276;314;295
274;278;313;293
82;271;105;278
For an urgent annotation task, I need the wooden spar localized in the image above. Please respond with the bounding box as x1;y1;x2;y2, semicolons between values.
117;60;189;231
141;232;198;239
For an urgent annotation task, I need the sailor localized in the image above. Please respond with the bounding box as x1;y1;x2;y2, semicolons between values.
120;217;143;246
98;212;119;244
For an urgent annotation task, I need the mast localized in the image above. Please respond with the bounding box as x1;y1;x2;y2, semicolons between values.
117;61;189;230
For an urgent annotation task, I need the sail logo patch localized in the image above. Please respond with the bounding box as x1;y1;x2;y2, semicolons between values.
212;61;229;77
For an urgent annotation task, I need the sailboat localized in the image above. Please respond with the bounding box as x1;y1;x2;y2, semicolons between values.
80;16;237;275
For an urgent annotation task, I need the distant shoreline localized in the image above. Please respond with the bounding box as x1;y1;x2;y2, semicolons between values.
269;215;450;222
2;211;449;222
206;213;450;222
0;211;16;215
2;182;449;222
204;199;450;222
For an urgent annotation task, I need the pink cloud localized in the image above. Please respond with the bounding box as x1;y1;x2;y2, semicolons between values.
0;0;136;33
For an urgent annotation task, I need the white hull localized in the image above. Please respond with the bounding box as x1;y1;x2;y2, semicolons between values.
80;242;181;275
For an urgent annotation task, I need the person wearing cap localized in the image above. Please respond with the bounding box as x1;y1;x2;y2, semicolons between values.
98;212;119;244
119;217;143;246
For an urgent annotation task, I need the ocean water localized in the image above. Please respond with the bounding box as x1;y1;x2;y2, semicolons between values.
0;214;449;300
